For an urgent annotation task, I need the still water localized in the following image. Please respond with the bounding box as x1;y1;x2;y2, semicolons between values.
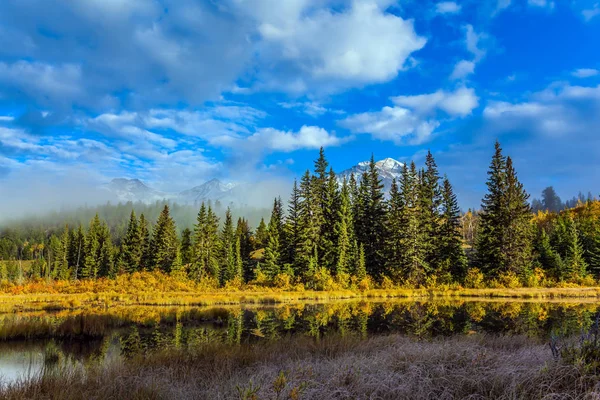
1;300;599;385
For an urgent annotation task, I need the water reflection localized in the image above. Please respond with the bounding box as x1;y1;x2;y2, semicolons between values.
1;300;599;384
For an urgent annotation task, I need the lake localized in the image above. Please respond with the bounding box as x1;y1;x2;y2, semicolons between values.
1;299;599;386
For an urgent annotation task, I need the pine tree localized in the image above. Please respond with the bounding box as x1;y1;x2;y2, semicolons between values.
502;157;533;277
53;225;70;280
97;222;114;278
151;205;181;274
438;177;468;280
476;141;508;276
321;168;340;272
296;170;320;278
121;210;142;273
385;178;405;280
335;178;354;277
533;228;563;280
263;198;283;279
564;218;587;279
355;243;367;281
221;207;236;284
191;203;221;282
180;228;194;266
420;151;442;275
283;179;301;269
138;214;151;271
233;235;243;282
400;162;428;285
254;218;268;249
236;217;253;282
70;225;85;280
82;214;102;279
355;155;387;280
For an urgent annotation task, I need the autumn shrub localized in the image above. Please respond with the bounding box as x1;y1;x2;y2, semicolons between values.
463;268;484;289
272;273;293;290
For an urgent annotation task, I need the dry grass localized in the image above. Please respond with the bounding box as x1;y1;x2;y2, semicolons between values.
2;334;600;399
1;286;600;313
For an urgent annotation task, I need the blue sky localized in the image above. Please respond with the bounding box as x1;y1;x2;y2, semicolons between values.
0;0;599;210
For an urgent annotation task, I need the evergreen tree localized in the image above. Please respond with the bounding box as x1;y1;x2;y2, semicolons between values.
321;168;340;272
138;213;151;271
476;141;508;276
335;178;354;277
53;225;70;280
438;177;468;280
296;170;320;278
355;155;387;279
97;222;114;278
82;214;102;279
355;243;367;281
533;228;563;279
283;179;301;269
236;217;253;282
263;198;283;279
400;162;428;285
385;179;404;280
191;203;221;282
502;157;533;277
564;218;587;279
121;210;142;273
420;151;442;275
220;208;236;284
151;205;181;274
70;225;85;280
180;228;193;266
254;218;268;249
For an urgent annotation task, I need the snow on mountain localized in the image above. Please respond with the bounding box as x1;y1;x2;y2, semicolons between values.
103;178;170;203
104;158;403;205
338;157;404;194
177;179;239;204
103;178;239;205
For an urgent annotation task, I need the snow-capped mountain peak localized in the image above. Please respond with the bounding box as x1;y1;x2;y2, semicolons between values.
338;157;404;195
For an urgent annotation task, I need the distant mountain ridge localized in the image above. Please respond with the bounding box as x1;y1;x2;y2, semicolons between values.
103;157;404;204
338;157;404;194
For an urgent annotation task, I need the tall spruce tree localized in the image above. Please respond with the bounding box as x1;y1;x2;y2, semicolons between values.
191;203;221;282
254;218;268;249
236;218;253;282
400;162;428;285
502;157;533;277
121;210;142;273
82;214;101;279
385;178;405;280
220;208;236;284
321;168;341;272
263;198;284;279
438;177;468;280
296;170;320;278
477;142;533;278
180;228;193;266
97;222;114;278
151;205;181;274
335;178;354;277
138;213;151;271
420;151;442;275
283;179;301;269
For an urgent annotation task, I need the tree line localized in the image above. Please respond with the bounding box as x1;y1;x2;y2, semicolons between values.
1;142;599;288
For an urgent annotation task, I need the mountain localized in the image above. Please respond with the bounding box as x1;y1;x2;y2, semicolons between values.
103;178;170;203
177;179;239;204
338;158;404;194
103;178;239;205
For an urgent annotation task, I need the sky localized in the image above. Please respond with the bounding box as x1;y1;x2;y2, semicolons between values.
0;0;599;212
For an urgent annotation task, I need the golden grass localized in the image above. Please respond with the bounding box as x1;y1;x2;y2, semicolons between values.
1;333;599;399
1;286;600;313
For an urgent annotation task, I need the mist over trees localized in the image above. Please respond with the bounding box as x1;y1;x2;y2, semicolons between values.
1;142;599;288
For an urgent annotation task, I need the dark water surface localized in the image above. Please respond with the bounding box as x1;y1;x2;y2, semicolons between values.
1;300;599;385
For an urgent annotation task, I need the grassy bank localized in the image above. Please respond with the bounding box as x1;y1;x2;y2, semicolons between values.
1;333;599;399
2;286;600;313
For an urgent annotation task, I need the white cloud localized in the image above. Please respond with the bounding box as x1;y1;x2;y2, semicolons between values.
582;4;600;21
248;125;347;152
572;68;599;78
450;25;487;81
242;0;426;92
0;116;14;122
450;60;476;80
483;83;600;137
528;0;555;8
435;2;462;14
340;87;479;144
